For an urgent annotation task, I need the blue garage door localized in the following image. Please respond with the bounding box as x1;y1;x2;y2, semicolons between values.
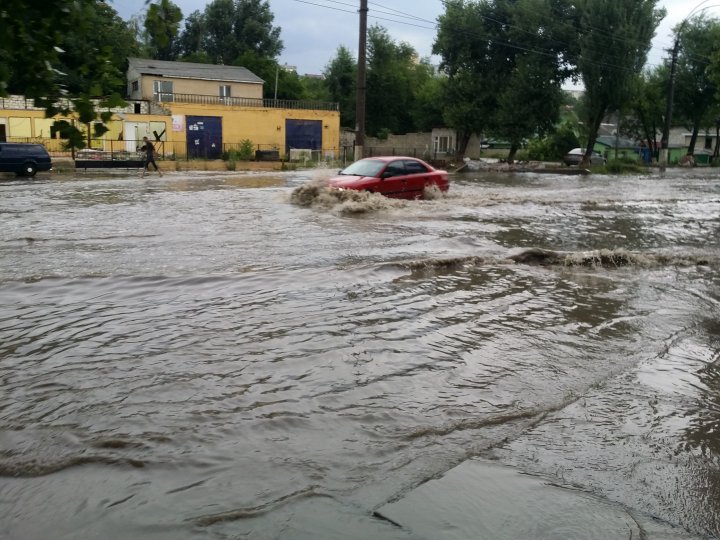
186;116;222;159
285;120;322;153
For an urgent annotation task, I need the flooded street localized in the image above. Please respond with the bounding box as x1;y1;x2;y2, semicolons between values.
1;168;719;539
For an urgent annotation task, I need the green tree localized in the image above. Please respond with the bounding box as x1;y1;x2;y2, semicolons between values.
180;0;283;66
1;0;137;150
576;0;664;166
323;46;356;129
411;65;445;133
1;0;91;97
672;15;720;157
300;75;331;103
365;25;410;136
177;10;211;62
434;0;575;160
55;1;138;97
623;68;666;159
144;0;184;61
268;64;304;101
366;25;426;136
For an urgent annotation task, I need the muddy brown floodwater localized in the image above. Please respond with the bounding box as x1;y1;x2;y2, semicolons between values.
0;168;719;539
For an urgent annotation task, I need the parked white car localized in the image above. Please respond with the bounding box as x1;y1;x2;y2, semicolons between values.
563;148;607;166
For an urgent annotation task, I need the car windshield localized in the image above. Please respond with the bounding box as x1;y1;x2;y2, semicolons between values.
340;159;385;177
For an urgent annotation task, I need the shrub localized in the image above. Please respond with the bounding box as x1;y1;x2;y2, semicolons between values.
526;123;580;162
238;139;254;160
526;138;554;161
600;160;646;174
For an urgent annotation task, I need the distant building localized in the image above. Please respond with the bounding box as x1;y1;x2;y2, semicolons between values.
0;58;341;160
127;58;264;103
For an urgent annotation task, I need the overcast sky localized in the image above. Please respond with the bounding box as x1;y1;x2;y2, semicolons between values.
111;0;720;76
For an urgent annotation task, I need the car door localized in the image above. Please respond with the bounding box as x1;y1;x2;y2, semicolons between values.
403;159;433;198
378;160;408;198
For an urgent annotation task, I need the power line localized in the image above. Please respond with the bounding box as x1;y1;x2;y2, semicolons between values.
288;0;720;75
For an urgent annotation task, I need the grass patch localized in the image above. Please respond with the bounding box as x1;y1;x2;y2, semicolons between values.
595;160;648;174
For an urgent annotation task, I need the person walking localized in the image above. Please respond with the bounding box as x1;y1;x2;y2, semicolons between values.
139;136;163;177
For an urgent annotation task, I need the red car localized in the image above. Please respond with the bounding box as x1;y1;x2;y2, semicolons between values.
328;156;449;199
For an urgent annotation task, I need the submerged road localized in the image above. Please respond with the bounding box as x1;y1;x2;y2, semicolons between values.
1;168;718;539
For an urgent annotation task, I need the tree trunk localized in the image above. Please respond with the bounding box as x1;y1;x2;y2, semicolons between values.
507;143;519;163
714;123;720;159
456;131;471;161
581;110;604;168
686;122;700;156
637;107;655;159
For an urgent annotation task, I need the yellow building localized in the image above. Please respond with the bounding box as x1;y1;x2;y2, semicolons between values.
0;58;340;160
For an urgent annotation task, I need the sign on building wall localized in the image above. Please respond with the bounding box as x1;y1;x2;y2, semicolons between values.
172;115;184;132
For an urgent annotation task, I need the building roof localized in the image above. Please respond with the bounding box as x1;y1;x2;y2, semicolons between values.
128;58;264;85
596;135;638;148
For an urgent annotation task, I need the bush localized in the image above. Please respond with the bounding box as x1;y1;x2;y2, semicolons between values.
526;138;554;161
526;123;580;162
600;160;647;174
223;139;254;161
239;139;254;160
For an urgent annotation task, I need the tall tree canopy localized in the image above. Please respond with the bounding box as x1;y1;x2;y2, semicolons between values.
1;0;90;98
435;0;576;160
576;0;664;165
144;0;184;61
672;15;720;157
176;10;210;63
177;0;282;65
55;1;139;97
324;46;357;129
1;0;137;149
623;68;667;158
366;26;419;136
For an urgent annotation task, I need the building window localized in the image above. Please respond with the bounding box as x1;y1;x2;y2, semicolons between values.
219;85;231;98
131;80;139;92
705;137;713;150
433;135;452;154
153;80;173;102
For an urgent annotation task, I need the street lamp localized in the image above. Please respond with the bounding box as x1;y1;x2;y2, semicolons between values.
660;1;720;171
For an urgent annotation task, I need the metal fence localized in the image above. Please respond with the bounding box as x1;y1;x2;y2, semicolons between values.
5;136;74;157
165;93;339;111
3;137;359;165
4;137;167;159
366;146;452;163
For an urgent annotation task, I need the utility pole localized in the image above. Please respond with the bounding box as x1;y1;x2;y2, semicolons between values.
659;36;680;172
354;0;368;162
274;65;279;102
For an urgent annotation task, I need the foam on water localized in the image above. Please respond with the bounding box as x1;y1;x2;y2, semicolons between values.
289;180;406;214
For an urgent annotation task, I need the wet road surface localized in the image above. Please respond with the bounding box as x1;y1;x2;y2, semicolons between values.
1;168;719;539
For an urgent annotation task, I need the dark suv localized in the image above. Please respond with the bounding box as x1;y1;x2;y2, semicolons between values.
0;143;52;177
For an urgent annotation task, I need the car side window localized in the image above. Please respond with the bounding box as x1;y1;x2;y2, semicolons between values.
403;160;429;174
384;161;406;177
